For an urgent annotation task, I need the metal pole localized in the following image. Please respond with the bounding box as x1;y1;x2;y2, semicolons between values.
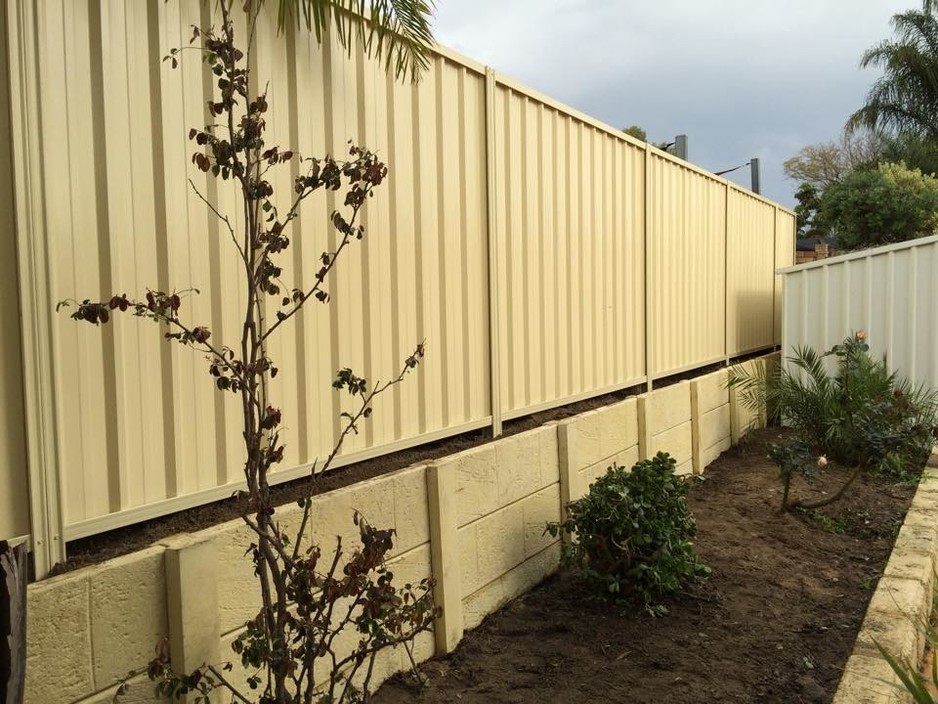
750;158;761;194
674;134;688;161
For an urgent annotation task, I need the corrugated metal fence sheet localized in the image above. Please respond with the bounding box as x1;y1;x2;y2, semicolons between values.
0;0;29;545
781;236;938;390
2;0;794;573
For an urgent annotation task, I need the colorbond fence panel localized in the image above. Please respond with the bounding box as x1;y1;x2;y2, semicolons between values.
492;85;646;418
780;236;938;392
726;187;777;356
3;0;793;573
646;155;727;378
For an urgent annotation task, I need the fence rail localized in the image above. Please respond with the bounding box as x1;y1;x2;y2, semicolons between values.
1;0;795;576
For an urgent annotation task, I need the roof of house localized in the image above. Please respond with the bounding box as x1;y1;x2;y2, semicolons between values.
796;235;836;252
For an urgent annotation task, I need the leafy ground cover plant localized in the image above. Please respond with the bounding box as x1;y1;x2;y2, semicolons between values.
59;3;438;702
730;332;938;511
546;453;710;615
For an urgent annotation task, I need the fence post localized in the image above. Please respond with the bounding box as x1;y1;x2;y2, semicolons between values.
426;462;463;653
6;0;66;579
674;134;688;161
163;535;220;685
556;421;579;538
484;68;503;437
643;143;653;391
724;182;731;366
637;394;652;460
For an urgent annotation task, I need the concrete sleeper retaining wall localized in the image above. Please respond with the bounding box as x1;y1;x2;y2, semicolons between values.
23;355;776;704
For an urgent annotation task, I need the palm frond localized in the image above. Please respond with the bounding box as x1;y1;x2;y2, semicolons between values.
271;0;435;82
848;10;938;138
726;362;772;417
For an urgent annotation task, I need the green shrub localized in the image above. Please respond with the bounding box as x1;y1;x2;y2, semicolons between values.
820;162;938;250
546;453;709;614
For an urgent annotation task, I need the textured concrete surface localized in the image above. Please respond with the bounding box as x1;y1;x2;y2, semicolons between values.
25;574;94;704
88;548;167;688
638;382;694;475
462;544;561;632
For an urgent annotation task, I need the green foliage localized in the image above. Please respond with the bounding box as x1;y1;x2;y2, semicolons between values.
733;333;938;475
819;162;938;250
622;125;648;141
730;333;938;511
793;182;827;239
881;132;938;177
546;453;709;615
765;439;817;511
847;8;938;140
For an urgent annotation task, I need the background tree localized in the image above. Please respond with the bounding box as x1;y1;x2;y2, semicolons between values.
819;162;938;249
786;1;938;250
783;131;882;191
622;125;648;141
879;131;938;176
846;8;938;139
793;182;826;239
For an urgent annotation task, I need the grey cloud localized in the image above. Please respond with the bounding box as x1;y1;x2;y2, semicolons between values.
432;0;912;206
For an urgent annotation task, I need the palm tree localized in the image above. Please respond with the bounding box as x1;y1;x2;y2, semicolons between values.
271;0;436;81
847;8;938;138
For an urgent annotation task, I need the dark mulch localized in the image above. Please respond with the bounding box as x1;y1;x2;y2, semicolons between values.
375;427;917;704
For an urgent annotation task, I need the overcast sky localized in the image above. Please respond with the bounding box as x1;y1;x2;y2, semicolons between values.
431;1;914;208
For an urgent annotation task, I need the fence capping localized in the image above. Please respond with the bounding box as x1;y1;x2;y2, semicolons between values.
778;234;938;275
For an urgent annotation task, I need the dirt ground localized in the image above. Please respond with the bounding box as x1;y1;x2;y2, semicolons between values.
375;427;917;704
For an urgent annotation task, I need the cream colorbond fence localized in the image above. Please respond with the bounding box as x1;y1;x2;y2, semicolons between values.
780;235;938;391
1;0;794;575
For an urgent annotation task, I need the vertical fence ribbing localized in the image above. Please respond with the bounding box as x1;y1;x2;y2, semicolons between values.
484;69;501;437
5;4;794;568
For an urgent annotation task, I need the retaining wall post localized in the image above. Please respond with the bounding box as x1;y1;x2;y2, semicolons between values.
426;463;463;654
163;534;220;696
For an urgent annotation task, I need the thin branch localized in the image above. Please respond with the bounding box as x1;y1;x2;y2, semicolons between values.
261;195;369;343
206;664;255;704
290;346;423;564
188;177;248;267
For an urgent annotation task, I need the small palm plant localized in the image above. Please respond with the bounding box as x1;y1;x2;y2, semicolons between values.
729;332;938;511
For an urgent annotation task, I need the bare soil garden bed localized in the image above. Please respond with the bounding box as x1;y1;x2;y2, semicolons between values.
375;427;917;704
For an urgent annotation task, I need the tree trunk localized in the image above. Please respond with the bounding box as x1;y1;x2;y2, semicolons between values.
789;465;864;511
0;541;27;704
